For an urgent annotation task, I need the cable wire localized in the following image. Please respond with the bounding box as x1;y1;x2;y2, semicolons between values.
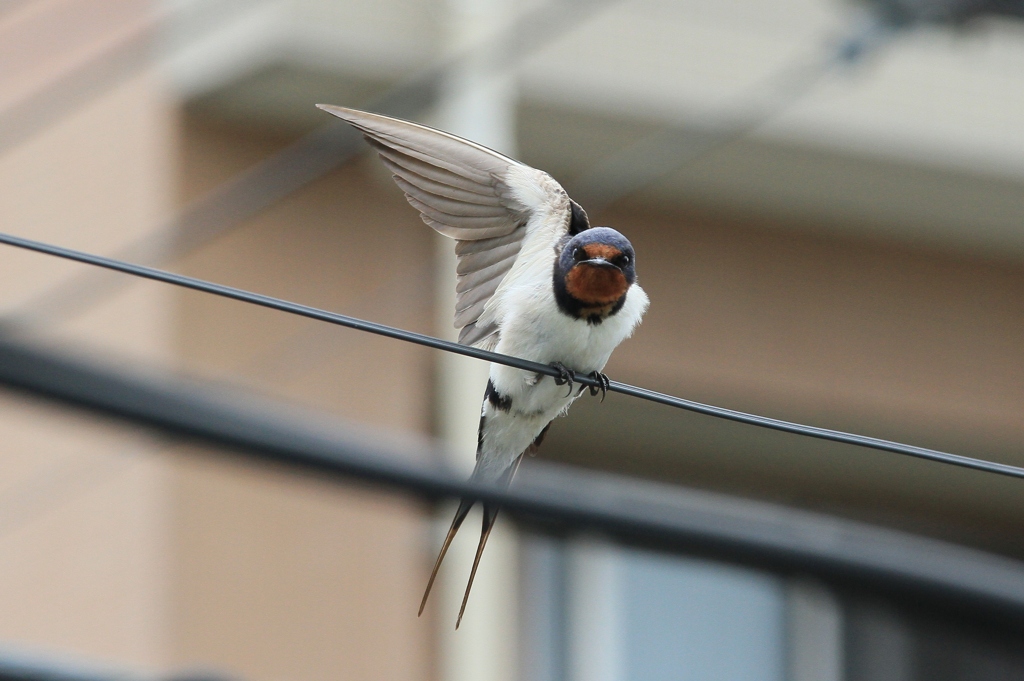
0;230;1020;481
572;12;897;211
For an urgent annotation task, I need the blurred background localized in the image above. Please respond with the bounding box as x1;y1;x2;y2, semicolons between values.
0;0;1023;679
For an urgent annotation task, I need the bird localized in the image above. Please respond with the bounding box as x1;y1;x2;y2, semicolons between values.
317;104;649;628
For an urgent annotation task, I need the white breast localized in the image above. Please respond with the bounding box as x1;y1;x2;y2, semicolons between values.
491;273;648;414
472;278;647;481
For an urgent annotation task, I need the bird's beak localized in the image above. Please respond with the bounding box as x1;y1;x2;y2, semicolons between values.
581;258;620;271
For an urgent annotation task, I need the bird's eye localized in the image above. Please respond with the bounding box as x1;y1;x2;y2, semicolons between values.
613;254;630;267
573;247;585;261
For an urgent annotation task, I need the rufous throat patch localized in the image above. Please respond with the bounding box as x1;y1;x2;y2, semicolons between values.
565;262;628;305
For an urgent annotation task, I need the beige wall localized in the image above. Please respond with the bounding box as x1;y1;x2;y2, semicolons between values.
1;2;1023;678
169;115;436;681
547;201;1024;556
608;203;1023;440
173;116;434;430
0;0;176;671
167;451;432;681
0;393;171;668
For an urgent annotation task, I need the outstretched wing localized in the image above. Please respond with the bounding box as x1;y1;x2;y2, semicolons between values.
317;104;576;348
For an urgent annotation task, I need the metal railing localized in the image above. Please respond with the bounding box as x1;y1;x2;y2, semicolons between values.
2;332;1024;626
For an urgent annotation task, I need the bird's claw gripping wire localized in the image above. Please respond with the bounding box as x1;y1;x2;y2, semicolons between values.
585;371;610;401
549;362;576;397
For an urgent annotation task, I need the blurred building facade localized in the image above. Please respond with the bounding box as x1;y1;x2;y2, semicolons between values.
0;0;1022;680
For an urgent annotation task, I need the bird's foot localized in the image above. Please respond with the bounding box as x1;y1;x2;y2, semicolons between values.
549;362;576;397
585;371;610;401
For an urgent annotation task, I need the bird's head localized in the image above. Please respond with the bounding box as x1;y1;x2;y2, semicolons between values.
553;227;637;323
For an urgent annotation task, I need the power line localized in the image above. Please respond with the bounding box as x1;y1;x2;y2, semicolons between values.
0;230;1020;481
572;12;897;211
862;0;1024;26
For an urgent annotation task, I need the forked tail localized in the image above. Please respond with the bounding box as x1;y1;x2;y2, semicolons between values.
418;497;474;617
456;503;500;628
419;454;524;627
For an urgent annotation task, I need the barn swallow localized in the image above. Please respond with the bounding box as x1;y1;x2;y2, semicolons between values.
317;104;649;628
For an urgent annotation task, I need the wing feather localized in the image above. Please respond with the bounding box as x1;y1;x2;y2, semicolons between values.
374;145;495;197
456;275;502;311
456;256;518;294
454;278;502;328
386;162;502;206
365;136;493;185
405;195;519;239
402;190;510;219
458;322;492;348
317;104;574;346
454;235;520;274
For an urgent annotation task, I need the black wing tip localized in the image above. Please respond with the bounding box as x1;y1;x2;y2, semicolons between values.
569;199;590;235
